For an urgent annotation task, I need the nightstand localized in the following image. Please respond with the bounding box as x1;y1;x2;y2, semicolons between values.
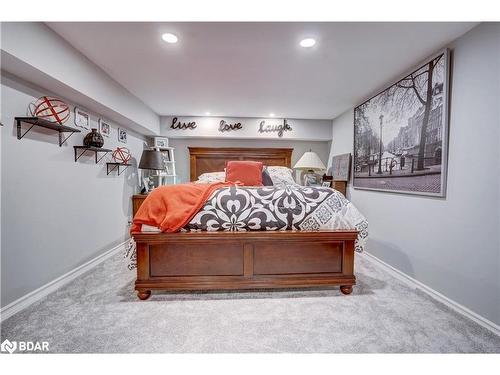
331;181;347;197
322;175;347;197
132;194;148;216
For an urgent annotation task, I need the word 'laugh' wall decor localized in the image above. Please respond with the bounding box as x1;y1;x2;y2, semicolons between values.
258;119;292;137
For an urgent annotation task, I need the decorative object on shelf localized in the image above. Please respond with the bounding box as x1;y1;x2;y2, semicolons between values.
15;117;81;146
83;128;105;148
138;149;164;193
118;128;127;143
153;137;169;148
112;147;132;164
294;150;326;186
353;49;450;197
74;146;112;163
258;118;292;137
151;142;177;185
219;119;243;132
322;181;331;187
99;118;111;137
159;150;172;171
74;107;90;129
331;153;351;181
170;117;197;130
28;96;70;125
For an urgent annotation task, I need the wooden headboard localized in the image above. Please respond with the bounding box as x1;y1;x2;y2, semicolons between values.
188;147;293;182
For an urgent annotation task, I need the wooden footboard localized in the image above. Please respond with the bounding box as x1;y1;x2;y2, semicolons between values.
131;230;358;300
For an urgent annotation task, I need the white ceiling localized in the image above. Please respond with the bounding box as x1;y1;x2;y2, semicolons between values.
47;22;476;120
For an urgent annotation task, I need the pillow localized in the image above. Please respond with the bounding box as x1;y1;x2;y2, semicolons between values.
262;167;274;186
225;161;263;186
267;166;297;186
196;171;225;184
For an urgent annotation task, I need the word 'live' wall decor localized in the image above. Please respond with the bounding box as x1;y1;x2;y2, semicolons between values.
171;117;197;130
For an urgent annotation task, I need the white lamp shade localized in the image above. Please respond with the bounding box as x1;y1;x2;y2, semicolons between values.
293;151;326;171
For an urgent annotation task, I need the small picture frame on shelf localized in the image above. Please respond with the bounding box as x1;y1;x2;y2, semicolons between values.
118;128;127;143
99;118;111;137
74;107;90;129
154;137;169;148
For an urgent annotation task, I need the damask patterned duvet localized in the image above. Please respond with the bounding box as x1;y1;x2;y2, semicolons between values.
183;185;368;252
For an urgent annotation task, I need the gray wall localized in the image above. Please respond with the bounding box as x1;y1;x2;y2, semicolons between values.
328;23;500;325
1;22;160;135
168;137;330;184
1;74;145;307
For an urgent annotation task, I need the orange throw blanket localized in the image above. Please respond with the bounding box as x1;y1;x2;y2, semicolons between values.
130;182;233;233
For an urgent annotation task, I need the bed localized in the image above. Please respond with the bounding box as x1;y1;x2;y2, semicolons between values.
131;147;367;300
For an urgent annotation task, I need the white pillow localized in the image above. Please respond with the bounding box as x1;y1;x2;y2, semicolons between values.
266;166;297;186
196;171;225;184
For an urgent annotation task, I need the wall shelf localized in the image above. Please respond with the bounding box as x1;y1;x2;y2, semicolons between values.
74;146;112;163
106;162;130;176
15;117;81;146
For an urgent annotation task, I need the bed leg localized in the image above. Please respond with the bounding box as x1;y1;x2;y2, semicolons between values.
340;285;353;295
137;290;151;300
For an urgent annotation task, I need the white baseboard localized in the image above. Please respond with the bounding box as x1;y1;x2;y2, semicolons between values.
361;251;500;337
0;240;128;322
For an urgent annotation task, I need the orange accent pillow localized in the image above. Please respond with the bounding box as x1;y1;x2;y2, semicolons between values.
225;161;264;186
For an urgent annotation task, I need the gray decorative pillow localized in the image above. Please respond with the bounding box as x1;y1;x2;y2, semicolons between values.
266;166;297;186
262;167;274;186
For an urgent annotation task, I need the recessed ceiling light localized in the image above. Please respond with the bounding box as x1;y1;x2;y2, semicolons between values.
161;33;178;44
205;112;211;116
269;113;275;117
299;38;316;48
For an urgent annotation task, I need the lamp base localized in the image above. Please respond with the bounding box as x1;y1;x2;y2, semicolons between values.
302;170;320;186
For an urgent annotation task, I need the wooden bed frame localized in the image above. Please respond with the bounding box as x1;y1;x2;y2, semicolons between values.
132;147;357;300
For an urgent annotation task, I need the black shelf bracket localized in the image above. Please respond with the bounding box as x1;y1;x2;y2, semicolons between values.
58;131;76;147
106;163;130;176
17;121;36;141
74;147;112;163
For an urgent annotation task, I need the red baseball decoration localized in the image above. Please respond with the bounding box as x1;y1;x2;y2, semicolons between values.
30;96;70;124
112;147;131;164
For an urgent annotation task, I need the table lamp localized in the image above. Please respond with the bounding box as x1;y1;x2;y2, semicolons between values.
138;149;164;193
293;150;326;186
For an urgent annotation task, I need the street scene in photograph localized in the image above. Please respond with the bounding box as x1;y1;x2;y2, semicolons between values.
353;52;448;195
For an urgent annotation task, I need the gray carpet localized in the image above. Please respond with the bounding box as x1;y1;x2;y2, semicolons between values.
1;251;499;353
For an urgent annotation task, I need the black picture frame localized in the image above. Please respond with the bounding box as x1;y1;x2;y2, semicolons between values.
353;49;450;197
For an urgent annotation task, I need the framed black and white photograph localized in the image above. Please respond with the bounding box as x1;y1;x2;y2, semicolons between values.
118;128;127;143
331;153;351;182
74;107;90;129
154;137;169;148
99;118;111;137
353;49;450;197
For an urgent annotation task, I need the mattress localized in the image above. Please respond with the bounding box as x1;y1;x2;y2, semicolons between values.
141;185;368;253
